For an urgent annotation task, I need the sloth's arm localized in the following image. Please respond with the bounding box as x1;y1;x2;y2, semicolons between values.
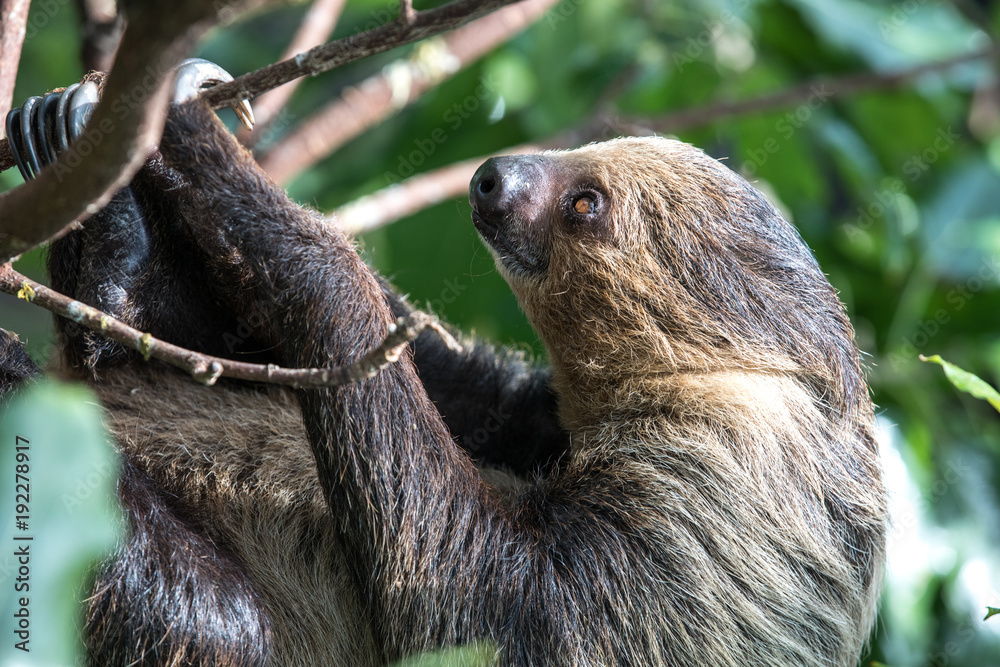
158;100;645;662
413;335;569;474
380;282;568;474
6;79;154;372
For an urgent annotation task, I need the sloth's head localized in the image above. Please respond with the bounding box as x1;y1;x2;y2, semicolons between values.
470;137;865;419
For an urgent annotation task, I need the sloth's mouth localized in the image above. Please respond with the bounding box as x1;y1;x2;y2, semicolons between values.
471;210;546;277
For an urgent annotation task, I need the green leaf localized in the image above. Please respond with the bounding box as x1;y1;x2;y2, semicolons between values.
986;606;1000;621
920;354;1000;413
390;642;497;667
0;380;121;666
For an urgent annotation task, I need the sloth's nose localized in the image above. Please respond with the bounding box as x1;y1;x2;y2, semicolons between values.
469;155;546;220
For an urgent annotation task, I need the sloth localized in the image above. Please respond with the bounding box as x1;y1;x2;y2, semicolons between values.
0;61;886;666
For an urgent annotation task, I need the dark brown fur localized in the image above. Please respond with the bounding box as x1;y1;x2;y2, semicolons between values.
5;99;886;666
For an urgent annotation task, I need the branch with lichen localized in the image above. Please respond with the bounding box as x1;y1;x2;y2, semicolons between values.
0;263;461;388
257;0;557;185
200;0;523;112
0;0;523;175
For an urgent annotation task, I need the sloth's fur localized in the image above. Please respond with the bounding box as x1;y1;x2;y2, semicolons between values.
0;101;886;666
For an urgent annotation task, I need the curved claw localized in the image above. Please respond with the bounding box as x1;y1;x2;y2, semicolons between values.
174;58;254;131
5;108;30;181
37;92;62;168
55;83;80;151
4;58;253;184
66;81;99;143
18;97;43;179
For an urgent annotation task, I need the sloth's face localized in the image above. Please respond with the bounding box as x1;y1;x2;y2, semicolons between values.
468;137;837;381
467;136;759;310
469;148;613;282
468;137;745;284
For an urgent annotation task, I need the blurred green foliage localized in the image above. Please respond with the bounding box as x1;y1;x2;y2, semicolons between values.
390;641;496;667
0;382;120;667
2;0;999;665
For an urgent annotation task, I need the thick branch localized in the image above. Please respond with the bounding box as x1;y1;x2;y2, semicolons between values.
0;0;31;125
0;0;270;265
333;46;998;233
258;0;556;185
237;0;347;147
0;263;459;387
200;0;524;111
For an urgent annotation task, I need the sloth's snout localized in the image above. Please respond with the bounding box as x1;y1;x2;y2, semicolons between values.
469;155;552;276
469;155;547;223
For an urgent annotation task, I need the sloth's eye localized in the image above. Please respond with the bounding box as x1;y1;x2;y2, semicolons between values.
565;189;605;231
573;196;595;215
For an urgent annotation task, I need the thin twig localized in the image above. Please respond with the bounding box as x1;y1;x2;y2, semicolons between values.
331;46;998;234
625;45;999;136
0;0;31;124
258;0;556;185
237;0;347;147
199;0;523;111
0;263;462;387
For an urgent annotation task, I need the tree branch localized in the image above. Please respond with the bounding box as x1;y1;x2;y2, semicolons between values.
0;263;461;387
257;0;556;185
333;145;541;235
332;46;998;234
0;0;31;125
0;0;272;265
623;45;998;136
199;0;524;112
0;0;527;174
75;0;125;73
237;0;347;147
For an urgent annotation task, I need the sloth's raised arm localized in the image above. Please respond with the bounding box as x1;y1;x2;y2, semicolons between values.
381;282;568;474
